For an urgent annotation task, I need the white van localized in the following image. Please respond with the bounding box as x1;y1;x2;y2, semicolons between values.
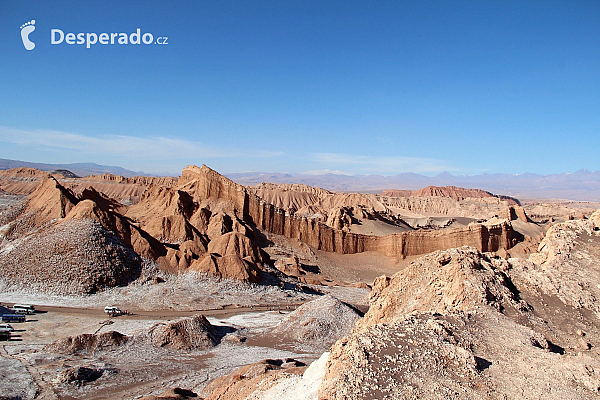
12;304;35;315
0;323;14;332
104;306;123;316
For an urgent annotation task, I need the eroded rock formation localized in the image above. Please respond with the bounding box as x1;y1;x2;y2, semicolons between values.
182;165;522;258
0;165;527;293
147;314;217;350
382;185;519;204
316;214;600;399
45;331;129;354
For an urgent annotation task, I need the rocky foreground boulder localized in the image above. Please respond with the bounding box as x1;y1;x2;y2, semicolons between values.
206;213;600;399
45;331;129;355
0;219;145;295
360;246;529;327
147;314;217;350
271;295;362;351
320;310;600;399
513;209;600;316
202;358;307;400
317;214;600;400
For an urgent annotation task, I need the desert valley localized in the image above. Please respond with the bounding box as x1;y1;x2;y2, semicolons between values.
0;164;599;399
4;0;599;398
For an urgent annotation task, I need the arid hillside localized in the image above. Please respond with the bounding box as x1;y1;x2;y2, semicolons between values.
201;211;600;400
0;167;177;202
0;165;535;295
1;165;599;400
317;212;600;399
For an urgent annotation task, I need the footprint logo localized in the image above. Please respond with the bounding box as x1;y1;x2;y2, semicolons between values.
20;20;36;50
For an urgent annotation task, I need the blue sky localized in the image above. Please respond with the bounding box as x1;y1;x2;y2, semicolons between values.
1;1;598;176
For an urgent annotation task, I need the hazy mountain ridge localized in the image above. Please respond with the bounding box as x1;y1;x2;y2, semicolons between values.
227;170;600;201
0;158;143;178
1;158;598;200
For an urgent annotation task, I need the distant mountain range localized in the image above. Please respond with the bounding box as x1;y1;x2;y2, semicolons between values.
226;170;600;202
0;158;141;178
1;158;599;201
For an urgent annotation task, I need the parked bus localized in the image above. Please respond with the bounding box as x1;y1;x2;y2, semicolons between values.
1;314;26;323
12;304;35;314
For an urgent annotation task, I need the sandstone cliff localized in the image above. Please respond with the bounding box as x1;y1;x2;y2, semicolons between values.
250;182;519;227
382;185;519;204
0;167;177;202
181;165;521;259
0;165;526;293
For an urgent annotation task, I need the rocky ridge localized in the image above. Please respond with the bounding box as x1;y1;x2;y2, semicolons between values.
45;331;129;355
316;212;600;399
382;185;519;204
1;165;527;295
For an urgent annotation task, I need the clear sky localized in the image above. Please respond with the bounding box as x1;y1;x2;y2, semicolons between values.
1;1;598;176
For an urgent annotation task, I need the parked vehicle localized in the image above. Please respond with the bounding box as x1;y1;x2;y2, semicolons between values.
104;306;123;316
0;329;10;341
12;304;35;315
0;323;14;332
1;314;25;323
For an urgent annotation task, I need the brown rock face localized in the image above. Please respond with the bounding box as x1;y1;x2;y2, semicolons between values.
191;253;258;283
253;205;519;258
503;205;530;222
325;207;353;230
275;256;303;276
126;185;202;243
206;212;232;240
22;179;168;264
0;167;178;200
181;165;521;259
207;231;264;261
65;194;167;262
190;232;266;283
360;247;526;328
0;167;48;178
148;314;217;350
202;359;306;400
0;167;51;194
0;164;527;293
25;176;79;224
